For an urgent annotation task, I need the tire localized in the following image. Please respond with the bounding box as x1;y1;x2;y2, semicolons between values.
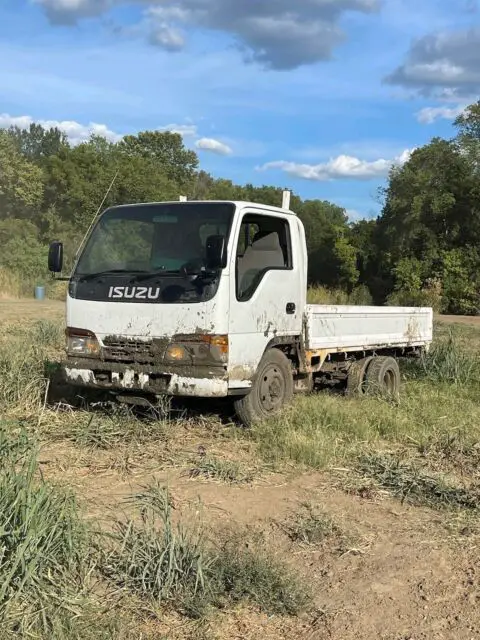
364;356;400;397
346;356;373;396
234;348;294;427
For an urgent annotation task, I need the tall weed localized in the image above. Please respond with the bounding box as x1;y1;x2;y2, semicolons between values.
101;482;211;616
419;331;480;385
101;482;310;619
0;320;62;416
0;425;90;637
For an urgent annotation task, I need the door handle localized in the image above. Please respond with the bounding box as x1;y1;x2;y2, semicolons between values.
286;302;296;314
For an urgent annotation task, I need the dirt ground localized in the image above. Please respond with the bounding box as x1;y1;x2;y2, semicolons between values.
0;299;64;325
40;437;480;640
3;299;480;639
438;314;480;327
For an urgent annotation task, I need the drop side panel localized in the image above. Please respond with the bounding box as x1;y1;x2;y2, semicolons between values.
304;305;433;351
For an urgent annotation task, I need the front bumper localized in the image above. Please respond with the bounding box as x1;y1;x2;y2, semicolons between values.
62;358;229;398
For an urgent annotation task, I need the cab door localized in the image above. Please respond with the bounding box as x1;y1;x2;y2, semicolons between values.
227;208;304;389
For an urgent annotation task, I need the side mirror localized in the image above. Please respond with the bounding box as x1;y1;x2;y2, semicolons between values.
205;235;227;270
48;241;64;274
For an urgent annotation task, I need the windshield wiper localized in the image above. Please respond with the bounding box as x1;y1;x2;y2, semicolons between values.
76;269;151;282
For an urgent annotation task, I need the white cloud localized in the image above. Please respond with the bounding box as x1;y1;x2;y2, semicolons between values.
35;0;381;70
346;208;366;222
416;104;467;124
258;149;413;182
158;123;198;137
147;6;187;51
0;114;236;157
0;113;122;145
150;26;184;50
33;0;110;24
385;27;480;98
195;137;232;155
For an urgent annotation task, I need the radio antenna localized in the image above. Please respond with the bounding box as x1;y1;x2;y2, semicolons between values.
73;169;119;262
90;169;119;232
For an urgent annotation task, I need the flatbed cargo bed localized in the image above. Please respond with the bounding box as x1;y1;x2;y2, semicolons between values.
304;305;433;352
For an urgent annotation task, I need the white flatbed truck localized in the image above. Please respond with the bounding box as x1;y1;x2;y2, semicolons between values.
48;194;433;426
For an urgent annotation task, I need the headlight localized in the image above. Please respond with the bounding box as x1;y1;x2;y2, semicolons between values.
66;328;100;358
165;344;190;362
165;335;228;364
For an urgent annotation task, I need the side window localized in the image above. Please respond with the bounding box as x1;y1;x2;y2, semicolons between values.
236;214;292;301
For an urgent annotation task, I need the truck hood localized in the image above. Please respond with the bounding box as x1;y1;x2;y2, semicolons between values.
66;296;226;341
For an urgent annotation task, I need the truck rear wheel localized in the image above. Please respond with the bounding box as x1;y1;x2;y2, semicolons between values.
234;348;293;427
365;356;400;397
346;356;373;396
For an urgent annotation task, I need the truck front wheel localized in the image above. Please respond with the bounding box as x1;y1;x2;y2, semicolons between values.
234;348;294;427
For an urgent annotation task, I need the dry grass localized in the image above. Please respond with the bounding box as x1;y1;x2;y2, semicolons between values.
250;332;480;474
2;305;480;637
186;455;256;484
307;284;373;305
0;268;68;301
356;452;480;511
280;502;343;546
0;424;93;638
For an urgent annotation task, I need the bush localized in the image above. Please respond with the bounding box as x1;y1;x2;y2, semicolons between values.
348;283;373;305
387;286;442;312
307;284;372;305
0;219;49;281
307;286;349;305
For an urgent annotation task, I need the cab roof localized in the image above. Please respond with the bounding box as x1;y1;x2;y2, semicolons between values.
106;200;296;216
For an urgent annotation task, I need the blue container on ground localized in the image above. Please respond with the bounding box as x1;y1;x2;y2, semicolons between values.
34;285;45;301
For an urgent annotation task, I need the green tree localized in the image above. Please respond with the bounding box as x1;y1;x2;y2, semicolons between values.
391;257;423;293
112;153;180;206
454;101;480;140
8;123;69;161
118;131;198;187
375;100;480;311
0;131;44;217
440;248;480;315
42;137;118;229
454;101;480;173
332;234;359;291
0;219;47;278
298;199;350;286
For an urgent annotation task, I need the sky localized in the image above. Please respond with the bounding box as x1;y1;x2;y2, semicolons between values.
0;0;479;221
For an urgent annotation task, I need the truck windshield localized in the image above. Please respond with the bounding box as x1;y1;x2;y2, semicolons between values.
75;202;235;277
70;202;235;304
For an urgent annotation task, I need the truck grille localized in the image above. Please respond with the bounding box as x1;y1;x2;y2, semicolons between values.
102;338;165;364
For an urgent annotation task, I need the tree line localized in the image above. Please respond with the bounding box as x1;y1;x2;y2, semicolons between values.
0;100;479;313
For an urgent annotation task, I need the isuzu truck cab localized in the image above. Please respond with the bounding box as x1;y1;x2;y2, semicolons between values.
48;196;433;426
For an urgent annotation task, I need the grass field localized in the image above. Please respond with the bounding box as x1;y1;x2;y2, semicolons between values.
1;300;480;639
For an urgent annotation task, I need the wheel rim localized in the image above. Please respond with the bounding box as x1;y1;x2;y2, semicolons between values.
383;369;396;392
258;364;286;413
